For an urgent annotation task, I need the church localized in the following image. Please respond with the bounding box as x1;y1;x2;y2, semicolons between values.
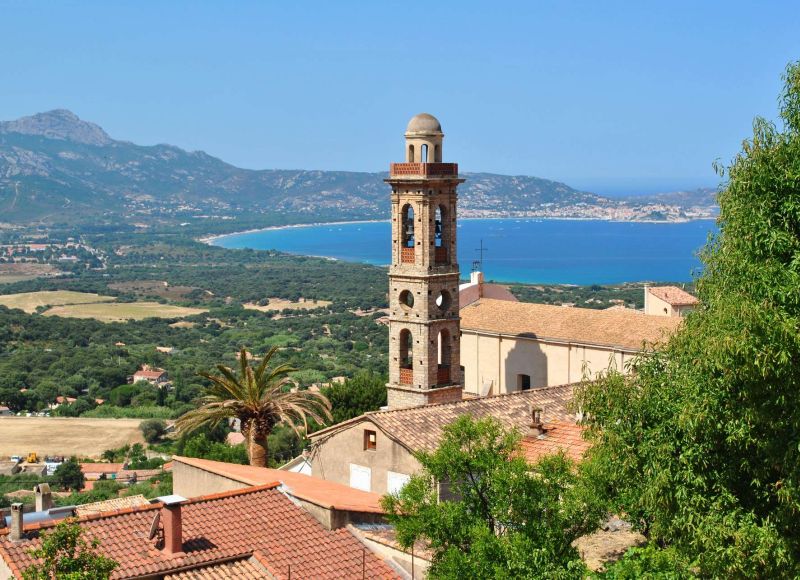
305;113;684;494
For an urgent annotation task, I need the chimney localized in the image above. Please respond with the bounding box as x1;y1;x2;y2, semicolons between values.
156;495;187;556
528;407;545;438
470;271;485;297
35;483;54;512
9;503;23;541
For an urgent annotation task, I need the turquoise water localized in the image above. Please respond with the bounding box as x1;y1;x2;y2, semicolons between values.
212;218;717;285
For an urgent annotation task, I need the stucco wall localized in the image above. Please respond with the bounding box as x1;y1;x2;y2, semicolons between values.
461;330;632;395
310;419;420;495
173;461;248;499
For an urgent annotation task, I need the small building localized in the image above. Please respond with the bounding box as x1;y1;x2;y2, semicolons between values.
644;285;699;317
0;485;400;579
307;384;576;495
131;365;168;385
155;346;175;355
173;456;385;531
0;407;12;417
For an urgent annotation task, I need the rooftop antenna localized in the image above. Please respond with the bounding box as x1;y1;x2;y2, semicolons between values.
475;239;488;271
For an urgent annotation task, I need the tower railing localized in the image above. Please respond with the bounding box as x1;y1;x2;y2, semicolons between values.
390;163;458;177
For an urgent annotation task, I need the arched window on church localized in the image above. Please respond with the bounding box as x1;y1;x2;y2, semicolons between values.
437;328;451;384
408;144;415;163
399;329;413;384
434;144;441;162
421;144;429;163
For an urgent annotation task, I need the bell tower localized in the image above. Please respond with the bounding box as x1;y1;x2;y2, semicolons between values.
385;113;464;409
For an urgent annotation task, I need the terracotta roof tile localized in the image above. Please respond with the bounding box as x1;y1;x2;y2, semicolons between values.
311;384;576;453
461;298;681;350
647;285;699;306
173;456;384;514
519;421;591;463
75;494;150;517
165;557;267;579
0;484;399;579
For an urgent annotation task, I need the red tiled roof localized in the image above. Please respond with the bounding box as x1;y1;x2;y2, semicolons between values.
647;285;699;306
0;484;399;579
80;463;125;475
133;370;167;379
518;421;591;463
310;384;576;454
164;554;268;579
174;456;384;514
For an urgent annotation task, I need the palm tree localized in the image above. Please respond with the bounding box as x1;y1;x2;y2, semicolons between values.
176;346;332;467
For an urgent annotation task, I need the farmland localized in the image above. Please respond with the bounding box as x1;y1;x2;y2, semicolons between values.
0;417;145;458
43;301;207;322
243;297;333;312
0;290;114;313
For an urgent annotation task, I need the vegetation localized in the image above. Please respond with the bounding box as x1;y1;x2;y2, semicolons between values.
140;419;167;444
176;347;332;467
51;458;85;492
22;518;118;580
383;416;600;578
322;370;387;423
575;62;800;576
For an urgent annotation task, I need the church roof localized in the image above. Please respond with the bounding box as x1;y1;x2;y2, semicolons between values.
460;298;681;350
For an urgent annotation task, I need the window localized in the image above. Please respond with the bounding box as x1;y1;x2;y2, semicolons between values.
349;464;371;492
517;374;531;391
387;471;410;494
364;429;377;451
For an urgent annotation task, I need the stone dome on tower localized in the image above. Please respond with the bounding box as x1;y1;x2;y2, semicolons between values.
406;113;442;134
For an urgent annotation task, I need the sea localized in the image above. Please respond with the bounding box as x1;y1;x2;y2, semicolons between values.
211;218;717;285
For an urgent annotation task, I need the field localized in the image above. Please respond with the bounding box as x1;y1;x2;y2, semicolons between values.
0;290;114;313
44;301;207;322
243;297;332;312
0;263;59;284
108;279;208;300
0;417;145;458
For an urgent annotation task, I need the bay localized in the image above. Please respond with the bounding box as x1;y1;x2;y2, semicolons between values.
211;218;717;285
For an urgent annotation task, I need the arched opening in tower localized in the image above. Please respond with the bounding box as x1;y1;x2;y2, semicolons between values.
408;144;415;163
399;328;413;384
421;144;429;163
437;328;451;385
434;205;448;264
401;204;415;263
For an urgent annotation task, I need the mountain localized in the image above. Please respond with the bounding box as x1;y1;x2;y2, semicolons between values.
0;110;717;226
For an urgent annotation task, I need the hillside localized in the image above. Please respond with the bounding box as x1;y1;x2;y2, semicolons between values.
0;110;717;227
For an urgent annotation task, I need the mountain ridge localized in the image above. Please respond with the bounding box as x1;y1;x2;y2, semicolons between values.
0;110;717;226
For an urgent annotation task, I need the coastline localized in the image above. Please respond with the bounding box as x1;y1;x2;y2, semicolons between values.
200;215;717;246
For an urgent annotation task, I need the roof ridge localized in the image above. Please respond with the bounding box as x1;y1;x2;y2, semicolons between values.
310;383;577;440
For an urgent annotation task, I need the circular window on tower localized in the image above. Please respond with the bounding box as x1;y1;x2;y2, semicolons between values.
435;290;451;312
399;290;415;310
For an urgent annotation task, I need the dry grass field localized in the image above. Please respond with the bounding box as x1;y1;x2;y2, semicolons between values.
0;263;59;284
0;290;115;313
243;297;332;312
0;417;145;458
44;301;207;322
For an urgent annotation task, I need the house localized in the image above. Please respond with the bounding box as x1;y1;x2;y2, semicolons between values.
459;298;682;396
173;456;385;531
0;484;401;579
644;285;699;317
131;365;169;385
155;346;175;355
306;384;576;495
0;407;12;417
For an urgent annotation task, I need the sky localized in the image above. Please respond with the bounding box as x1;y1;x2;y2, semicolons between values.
2;1;799;195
